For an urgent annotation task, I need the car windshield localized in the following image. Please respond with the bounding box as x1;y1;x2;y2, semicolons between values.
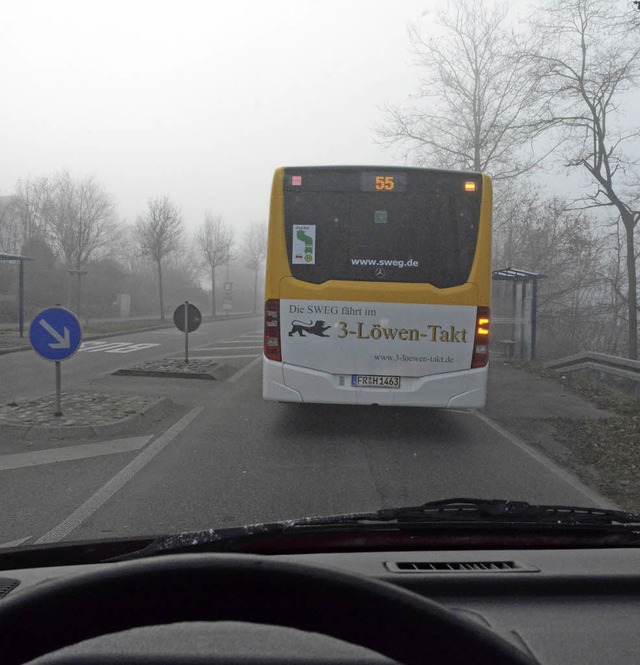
1;0;640;553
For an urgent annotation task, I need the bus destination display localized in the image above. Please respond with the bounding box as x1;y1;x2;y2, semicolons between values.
360;172;407;192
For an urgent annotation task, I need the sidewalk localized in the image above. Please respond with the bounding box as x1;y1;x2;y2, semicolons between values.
484;360;614;461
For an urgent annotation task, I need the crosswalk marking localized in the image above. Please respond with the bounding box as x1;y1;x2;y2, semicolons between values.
80;341;160;354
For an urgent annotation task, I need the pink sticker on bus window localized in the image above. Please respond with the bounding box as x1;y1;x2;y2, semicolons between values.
292;175;302;186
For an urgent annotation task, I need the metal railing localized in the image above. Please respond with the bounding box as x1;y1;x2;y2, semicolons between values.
543;352;640;396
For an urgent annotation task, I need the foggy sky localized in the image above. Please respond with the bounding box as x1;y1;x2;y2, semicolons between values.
1;0;434;233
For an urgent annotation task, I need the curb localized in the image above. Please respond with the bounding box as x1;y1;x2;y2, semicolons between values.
0;396;175;442
113;369;216;380
0;345;30;355
112;362;237;382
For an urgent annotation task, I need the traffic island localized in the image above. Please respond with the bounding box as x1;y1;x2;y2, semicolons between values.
0;392;173;441
113;358;235;381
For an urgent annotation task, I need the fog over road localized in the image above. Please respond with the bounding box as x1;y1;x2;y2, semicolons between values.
0;315;611;548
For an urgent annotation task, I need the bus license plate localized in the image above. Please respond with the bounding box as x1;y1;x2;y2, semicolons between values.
352;375;401;389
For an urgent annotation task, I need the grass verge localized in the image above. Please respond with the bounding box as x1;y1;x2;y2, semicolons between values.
517;362;640;513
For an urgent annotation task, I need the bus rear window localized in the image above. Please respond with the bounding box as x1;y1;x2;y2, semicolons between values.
283;167;482;287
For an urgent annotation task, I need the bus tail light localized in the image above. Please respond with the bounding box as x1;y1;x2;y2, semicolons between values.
264;299;281;362
471;306;490;368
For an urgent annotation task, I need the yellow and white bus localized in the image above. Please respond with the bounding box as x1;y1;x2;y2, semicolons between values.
263;166;491;408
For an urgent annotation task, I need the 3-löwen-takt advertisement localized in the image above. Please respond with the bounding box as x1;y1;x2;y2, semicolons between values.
280;300;476;376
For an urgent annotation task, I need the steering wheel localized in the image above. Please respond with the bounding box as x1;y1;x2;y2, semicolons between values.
0;553;534;664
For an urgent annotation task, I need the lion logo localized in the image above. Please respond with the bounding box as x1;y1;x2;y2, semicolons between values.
288;320;331;338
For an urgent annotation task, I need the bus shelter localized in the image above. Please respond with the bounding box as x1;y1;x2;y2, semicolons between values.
0;252;32;337
491;268;546;361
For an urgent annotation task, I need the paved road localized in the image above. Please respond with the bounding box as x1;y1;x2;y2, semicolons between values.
0;316;262;404
0;316;615;548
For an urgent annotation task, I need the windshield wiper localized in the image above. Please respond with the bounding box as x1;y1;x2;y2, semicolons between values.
334;498;640;527
106;499;640;562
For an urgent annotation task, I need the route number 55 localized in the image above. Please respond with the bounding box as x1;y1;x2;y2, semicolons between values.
375;176;395;191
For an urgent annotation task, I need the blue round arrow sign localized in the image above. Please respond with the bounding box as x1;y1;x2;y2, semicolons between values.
29;307;83;361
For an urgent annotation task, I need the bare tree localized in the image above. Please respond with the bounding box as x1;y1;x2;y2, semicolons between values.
46;172;118;270
494;191;614;357
7;177;52;251
241;222;267;314
38;172;118;315
597;219;631;354
376;0;545;179
170;239;203;291
0;196;17;253
112;223;143;278
529;0;640;357
134;196;183;320
195;213;234;316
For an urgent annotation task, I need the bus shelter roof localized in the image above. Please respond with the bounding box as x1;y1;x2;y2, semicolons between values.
492;267;546;281
0;253;33;262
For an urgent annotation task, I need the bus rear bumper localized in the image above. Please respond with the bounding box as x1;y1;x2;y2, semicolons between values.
262;360;303;402
262;358;487;408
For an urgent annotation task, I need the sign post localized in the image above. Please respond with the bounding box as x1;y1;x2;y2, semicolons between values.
173;302;202;364
223;281;233;316
29;307;83;417
184;302;189;363
55;362;62;415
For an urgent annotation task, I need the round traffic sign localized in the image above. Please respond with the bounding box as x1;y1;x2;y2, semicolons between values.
173;303;202;333
29;307;83;362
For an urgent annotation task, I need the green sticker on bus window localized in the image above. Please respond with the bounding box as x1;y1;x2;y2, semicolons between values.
292;224;316;264
375;210;388;224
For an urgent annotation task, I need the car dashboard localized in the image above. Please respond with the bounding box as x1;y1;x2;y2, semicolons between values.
0;546;639;664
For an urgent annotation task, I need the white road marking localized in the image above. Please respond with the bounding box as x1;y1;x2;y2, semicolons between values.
104;343;161;353
228;356;262;383
472;410;619;510
194;346;262;351
35;407;203;544
79;341;160;353
0;536;31;549
80;341;126;352
187;355;259;360
0;436;153;472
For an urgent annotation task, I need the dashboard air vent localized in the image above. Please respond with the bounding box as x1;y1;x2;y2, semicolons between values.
385;560;539;573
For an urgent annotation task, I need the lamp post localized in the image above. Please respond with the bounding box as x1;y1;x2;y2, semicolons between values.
67;269;88;318
223;248;232;317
